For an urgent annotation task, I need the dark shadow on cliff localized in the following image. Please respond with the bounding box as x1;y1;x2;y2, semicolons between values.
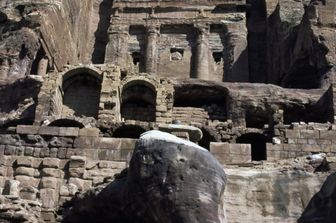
246;0;268;83
91;0;113;64
230;48;249;82
0;77;42;128
219;27;249;83
268;4;331;89
283;86;334;124
298;172;336;223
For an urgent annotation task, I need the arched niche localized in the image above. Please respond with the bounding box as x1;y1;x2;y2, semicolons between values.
121;80;156;122
62;68;102;118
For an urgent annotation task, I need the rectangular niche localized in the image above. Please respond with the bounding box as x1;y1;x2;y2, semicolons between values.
212;51;223;63
157;24;195;79
170;48;184;61
129;25;146;72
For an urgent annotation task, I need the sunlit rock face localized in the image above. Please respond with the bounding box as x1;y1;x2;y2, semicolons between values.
63;131;227;223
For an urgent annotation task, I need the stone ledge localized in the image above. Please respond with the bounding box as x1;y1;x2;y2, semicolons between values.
38;127;60;136
59;127;79;137
16;125;40;135
79;128;100;137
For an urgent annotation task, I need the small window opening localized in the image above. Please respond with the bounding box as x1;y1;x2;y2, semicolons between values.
132;52;141;66
170;48;184;61
212;52;223;63
132;53;140;66
104;102;114;110
121;70;127;79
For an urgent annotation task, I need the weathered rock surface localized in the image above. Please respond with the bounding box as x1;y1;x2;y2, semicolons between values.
224;166;326;222
63;131;227;223
298;172;336;223
248;0;336;88
0;76;42;128
174;79;333;125
0;0;93;81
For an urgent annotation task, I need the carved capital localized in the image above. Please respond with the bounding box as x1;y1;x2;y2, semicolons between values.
194;23;209;35
108;24;129;36
146;24;160;35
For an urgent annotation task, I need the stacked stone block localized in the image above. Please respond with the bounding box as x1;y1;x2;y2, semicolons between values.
210;142;251;164
0;125;137;222
267;123;336;161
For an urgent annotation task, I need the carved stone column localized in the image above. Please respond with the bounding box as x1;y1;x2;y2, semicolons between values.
145;25;160;75
105;23;129;67
37;57;48;76
194;24;210;80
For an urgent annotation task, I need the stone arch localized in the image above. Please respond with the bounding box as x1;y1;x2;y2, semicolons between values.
236;133;268;161
112;125;147;139
121;80;157;122
62;66;103;83
198;128;220;150
62;67;102;118
121;75;158;91
48;119;85;128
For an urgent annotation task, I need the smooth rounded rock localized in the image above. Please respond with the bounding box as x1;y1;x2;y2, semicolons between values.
63;131;226;223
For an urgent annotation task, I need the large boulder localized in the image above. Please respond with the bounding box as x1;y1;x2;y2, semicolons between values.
63;130;227;223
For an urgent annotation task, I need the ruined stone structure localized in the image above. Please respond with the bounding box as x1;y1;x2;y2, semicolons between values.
0;0;336;222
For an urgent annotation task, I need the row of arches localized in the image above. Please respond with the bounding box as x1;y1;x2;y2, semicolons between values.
61;68;157;122
47;117;269;162
57;68;268;161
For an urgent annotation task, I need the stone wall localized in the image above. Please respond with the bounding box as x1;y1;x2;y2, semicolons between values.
34;65;175;126
0;125;137;221
267;123;336;161
207;122;336;164
210;142;251;164
172;105;226;126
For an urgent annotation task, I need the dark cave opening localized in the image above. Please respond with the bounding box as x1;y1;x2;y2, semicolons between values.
198;128;219;150
112;125;146;139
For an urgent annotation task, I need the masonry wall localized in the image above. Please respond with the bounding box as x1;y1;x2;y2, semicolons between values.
208;123;336;164
210;142;251;164
3;123;336;221
0;125;137;222
267;123;336;161
172;106;226;126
